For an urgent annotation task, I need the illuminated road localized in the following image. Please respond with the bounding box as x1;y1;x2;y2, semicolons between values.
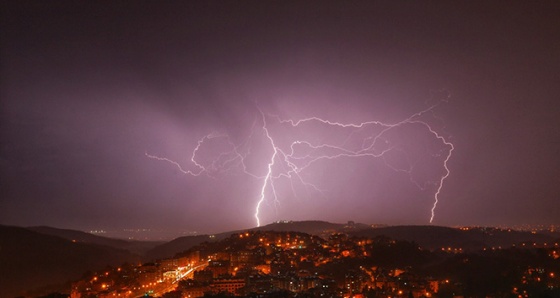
149;263;209;296
174;263;208;283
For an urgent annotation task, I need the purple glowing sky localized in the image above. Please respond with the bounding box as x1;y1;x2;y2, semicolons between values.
1;1;559;234
146;99;454;228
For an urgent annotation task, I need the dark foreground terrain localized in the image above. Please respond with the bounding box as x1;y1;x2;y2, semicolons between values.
1;221;559;297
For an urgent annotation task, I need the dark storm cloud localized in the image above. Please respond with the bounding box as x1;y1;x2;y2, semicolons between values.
1;1;559;234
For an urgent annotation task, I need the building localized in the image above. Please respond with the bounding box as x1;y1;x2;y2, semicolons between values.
211;278;246;295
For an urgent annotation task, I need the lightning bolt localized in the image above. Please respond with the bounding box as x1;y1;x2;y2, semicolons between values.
147;99;454;226
427;126;454;223
255;110;277;227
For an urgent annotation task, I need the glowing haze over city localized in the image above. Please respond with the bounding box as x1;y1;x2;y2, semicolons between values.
1;1;559;236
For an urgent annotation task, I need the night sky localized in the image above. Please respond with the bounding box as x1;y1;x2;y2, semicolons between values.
1;1;559;235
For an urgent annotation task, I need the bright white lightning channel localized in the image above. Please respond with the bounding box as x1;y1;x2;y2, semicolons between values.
146;102;454;226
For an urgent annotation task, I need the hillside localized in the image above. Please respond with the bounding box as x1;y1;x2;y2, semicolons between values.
28;226;161;255
146;221;370;259
350;225;556;251
146;221;559;260
146;234;220;260
253;220;343;233
2;221;558;296
0;225;142;297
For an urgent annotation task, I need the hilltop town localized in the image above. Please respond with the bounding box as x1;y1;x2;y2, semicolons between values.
70;228;560;298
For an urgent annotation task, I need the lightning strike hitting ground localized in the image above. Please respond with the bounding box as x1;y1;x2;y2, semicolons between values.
147;101;454;227
255;111;278;227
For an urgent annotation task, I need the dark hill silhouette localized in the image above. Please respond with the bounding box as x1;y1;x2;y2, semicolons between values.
146;234;220;260
2;221;557;296
0;225;141;297
146;220;365;259
351;225;477;250
252;220;345;234
28;226;161;255
146;221;558;260
349;225;556;251
252;220;370;236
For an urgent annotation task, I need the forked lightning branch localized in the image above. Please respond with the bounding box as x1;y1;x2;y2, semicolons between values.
146;100;454;227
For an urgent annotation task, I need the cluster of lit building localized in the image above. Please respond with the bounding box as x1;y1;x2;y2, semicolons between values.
69;229;559;298
512;267;559;298
70;252;204;298
457;225;560;234
70;230;445;297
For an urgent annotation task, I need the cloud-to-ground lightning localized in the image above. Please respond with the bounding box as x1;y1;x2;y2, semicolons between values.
147;100;454;226
255;111;278;227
